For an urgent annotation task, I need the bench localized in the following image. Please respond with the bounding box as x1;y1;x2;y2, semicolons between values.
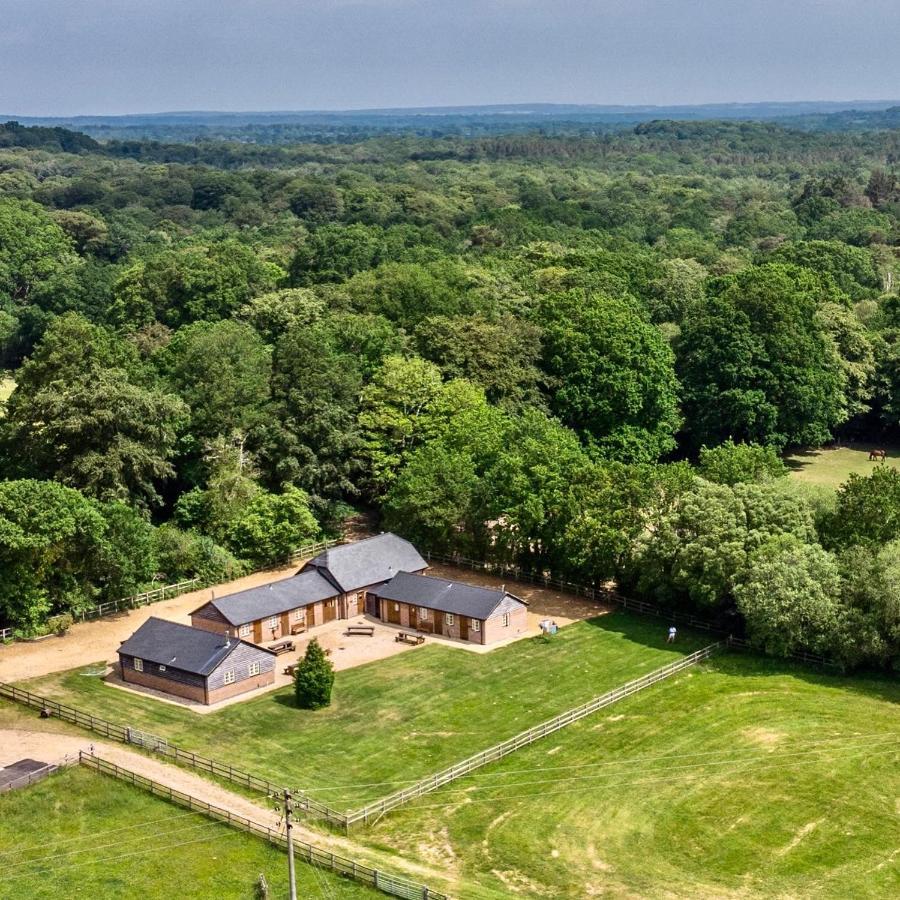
345;625;375;637
268;640;295;655
290;623;307;636
395;632;425;646
283;663;297;677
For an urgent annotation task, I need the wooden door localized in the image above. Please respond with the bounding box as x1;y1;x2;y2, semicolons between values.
434;611;444;636
253;621;262;644
459;616;469;641
409;605;418;631
387;602;401;625
366;593;379;618
323;598;337;623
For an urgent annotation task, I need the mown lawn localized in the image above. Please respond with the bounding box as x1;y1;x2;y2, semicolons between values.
0;766;376;900
360;653;900;900
21;614;711;808
786;444;900;489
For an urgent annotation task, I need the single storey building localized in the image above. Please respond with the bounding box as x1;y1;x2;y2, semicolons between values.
189;532;429;644
370;571;529;645
118;617;275;705
304;533;428;618
190;568;339;643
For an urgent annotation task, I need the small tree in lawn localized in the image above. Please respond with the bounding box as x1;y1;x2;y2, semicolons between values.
293;638;334;710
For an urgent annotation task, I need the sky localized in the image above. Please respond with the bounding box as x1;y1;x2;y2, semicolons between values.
1;0;899;116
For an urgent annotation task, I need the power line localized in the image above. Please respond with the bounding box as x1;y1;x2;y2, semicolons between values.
292;731;900;796
400;744;900;812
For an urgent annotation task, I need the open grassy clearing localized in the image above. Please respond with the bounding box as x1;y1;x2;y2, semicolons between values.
360;653;900;899
20;614;710;807
0;766;376;900
786;443;900;489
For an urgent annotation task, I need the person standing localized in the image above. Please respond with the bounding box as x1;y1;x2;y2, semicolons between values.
667;625;677;643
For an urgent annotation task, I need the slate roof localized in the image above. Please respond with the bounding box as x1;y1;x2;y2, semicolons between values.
201;569;338;626
306;533;428;593
371;571;527;620
118;617;271;676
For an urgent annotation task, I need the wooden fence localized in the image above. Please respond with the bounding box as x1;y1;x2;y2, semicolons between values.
344;641;722;826
424;550;728;634
78;753;447;899
0;536;346;645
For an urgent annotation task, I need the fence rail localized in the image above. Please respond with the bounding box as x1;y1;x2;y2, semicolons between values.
725;635;837;669
79;752;447;900
424;551;728;634
0;537;346;645
345;641;722;826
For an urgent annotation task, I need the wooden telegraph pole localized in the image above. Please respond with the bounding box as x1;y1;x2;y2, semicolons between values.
283;789;297;900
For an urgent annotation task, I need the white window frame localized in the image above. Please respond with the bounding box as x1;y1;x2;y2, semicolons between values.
502;612;510;627
159;664;167;672
223;669;236;685
471;619;481;633
417;607;429;620
393;603;400;612
292;608;306;621
239;623;252;637
267;615;278;630
446;613;454;626
133;658;143;672
248;661;260;677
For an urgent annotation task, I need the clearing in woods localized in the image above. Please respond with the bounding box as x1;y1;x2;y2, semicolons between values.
13;614;710;807
0;766;377;900
357;653;900;899
786;443;900;489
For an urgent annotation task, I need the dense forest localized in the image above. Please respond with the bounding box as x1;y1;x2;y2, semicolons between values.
1;117;899;670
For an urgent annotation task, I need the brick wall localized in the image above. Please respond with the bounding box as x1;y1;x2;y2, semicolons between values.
120;662;207;703
481;603;528;644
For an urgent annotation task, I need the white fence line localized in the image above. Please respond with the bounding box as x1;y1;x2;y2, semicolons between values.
345;641;723;825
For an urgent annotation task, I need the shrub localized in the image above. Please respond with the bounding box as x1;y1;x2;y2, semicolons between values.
293;638;335;710
46;613;73;636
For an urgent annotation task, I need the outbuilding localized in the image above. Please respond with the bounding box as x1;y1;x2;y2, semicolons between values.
117;617;276;705
190;568;340;643
370;571;528;644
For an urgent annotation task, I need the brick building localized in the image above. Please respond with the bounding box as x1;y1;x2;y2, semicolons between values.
369;571;528;645
117;617;276;705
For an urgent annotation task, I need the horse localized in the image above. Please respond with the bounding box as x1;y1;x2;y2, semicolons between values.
869;448;887;461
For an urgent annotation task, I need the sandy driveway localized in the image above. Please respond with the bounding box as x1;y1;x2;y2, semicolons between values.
0;727;453;887
0;562;306;683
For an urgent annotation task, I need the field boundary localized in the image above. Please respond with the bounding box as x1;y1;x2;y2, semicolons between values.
78;752;448;900
344;641;722;825
426;551;839;668
0;537;345;644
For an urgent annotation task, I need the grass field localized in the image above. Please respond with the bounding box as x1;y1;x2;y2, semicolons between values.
786;443;900;489
0;766;376;900
21;614;710;807
360;653;900;899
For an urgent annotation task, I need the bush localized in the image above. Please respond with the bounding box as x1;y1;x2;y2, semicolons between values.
293;638;335;710
46;613;73;636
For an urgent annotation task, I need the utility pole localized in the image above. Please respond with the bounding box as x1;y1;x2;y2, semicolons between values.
283;789;297;900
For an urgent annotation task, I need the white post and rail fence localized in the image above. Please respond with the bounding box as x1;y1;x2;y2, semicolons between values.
0;641;723;830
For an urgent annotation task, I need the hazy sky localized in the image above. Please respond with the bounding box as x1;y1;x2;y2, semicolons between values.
1;0;898;115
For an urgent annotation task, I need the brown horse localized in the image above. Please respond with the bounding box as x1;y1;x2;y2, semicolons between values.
869;448;887;461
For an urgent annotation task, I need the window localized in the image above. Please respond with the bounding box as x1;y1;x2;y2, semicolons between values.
417;607;428;620
223;669;236;685
327;599;335;608
471;619;481;633
239;623;252;637
393;603;400;612
502;613;510;627
248;661;260;677
267;616;278;630
133;658;143;672
292;608;305;621
353;592;361;602
159;664;167;672
446;613;454;626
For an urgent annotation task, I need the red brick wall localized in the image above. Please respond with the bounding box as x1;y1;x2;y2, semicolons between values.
121;667;207;703
481;604;528;644
206;670;275;704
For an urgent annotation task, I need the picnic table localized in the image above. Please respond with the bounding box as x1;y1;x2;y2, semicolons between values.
268;639;295;655
345;624;375;636
395;631;425;646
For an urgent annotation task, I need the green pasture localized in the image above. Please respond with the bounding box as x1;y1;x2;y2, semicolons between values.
0;766;375;900
786;443;900;489
19;614;710;808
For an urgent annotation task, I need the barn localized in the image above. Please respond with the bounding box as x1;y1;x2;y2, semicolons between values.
117;617;276;705
190;568;340;643
369;571;529;644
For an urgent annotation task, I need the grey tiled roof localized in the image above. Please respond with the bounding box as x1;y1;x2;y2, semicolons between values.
306;533;427;593
371;571;526;620
205;569;338;626
117;617;271;676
